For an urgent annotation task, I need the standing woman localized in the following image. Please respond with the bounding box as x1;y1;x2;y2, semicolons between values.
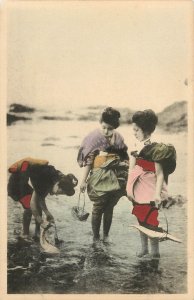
126;109;176;259
77;107;129;243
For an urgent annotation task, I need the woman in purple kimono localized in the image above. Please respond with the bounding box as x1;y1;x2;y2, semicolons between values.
126;109;176;259
77;107;129;243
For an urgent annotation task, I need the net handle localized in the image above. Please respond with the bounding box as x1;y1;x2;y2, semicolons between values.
78;191;86;212
54;223;59;240
158;208;169;242
162;209;169;234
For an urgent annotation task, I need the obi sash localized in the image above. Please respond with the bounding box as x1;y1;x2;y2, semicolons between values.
136;158;155;172
93;154;118;168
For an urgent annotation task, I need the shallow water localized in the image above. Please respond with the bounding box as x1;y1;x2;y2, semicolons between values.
7;119;187;294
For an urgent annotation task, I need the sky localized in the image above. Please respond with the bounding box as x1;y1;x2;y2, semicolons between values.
6;1;192;113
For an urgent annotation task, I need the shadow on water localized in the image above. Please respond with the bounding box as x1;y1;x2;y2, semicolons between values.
122;259;164;294
72;242;117;294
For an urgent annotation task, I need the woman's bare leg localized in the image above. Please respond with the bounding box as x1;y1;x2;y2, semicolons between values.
103;206;114;241
137;231;149;257
150;238;160;259
23;209;32;236
34;204;42;239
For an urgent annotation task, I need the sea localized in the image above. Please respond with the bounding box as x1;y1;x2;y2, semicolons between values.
7;113;187;294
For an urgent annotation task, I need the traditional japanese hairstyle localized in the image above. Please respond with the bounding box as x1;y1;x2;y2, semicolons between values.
132;109;158;134
57;173;78;196
100;107;121;129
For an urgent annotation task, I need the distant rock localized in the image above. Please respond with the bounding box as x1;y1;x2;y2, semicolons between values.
84;103;188;130
9;103;36;113
7;103;35;125
77;112;98;121
7;113;32;126
79;106;134;124
87;105;105;110
157;101;187;132
40;116;72;121
7;101;188;132
77;106;105;121
41;143;55;147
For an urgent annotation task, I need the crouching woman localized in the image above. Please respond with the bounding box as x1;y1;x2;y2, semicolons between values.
8;158;78;242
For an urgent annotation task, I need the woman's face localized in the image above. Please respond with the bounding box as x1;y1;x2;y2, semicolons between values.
101;122;114;138
132;123;149;142
51;183;63;195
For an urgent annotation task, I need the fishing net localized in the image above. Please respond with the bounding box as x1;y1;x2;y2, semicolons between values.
40;225;60;254
72;192;89;221
40;222;64;249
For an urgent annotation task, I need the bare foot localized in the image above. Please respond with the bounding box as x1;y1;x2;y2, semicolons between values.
136;250;149;258
103;236;112;244
137;253;160;261
19;234;33;242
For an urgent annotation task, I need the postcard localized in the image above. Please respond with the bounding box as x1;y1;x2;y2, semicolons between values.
0;1;193;299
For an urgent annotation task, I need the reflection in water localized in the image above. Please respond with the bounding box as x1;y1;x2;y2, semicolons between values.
125;259;162;293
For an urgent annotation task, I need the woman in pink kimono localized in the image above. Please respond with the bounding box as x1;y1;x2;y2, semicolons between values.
126;109;176;259
77;107;129;243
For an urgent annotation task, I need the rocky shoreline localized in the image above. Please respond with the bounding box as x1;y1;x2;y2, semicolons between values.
7;101;187;132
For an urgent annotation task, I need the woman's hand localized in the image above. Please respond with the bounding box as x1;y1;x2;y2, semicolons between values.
35;216;49;229
118;161;129;168
155;194;162;209
40;220;51;229
80;181;87;193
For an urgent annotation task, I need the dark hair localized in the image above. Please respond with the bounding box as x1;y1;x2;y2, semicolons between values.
100;107;121;129
132;109;158;134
